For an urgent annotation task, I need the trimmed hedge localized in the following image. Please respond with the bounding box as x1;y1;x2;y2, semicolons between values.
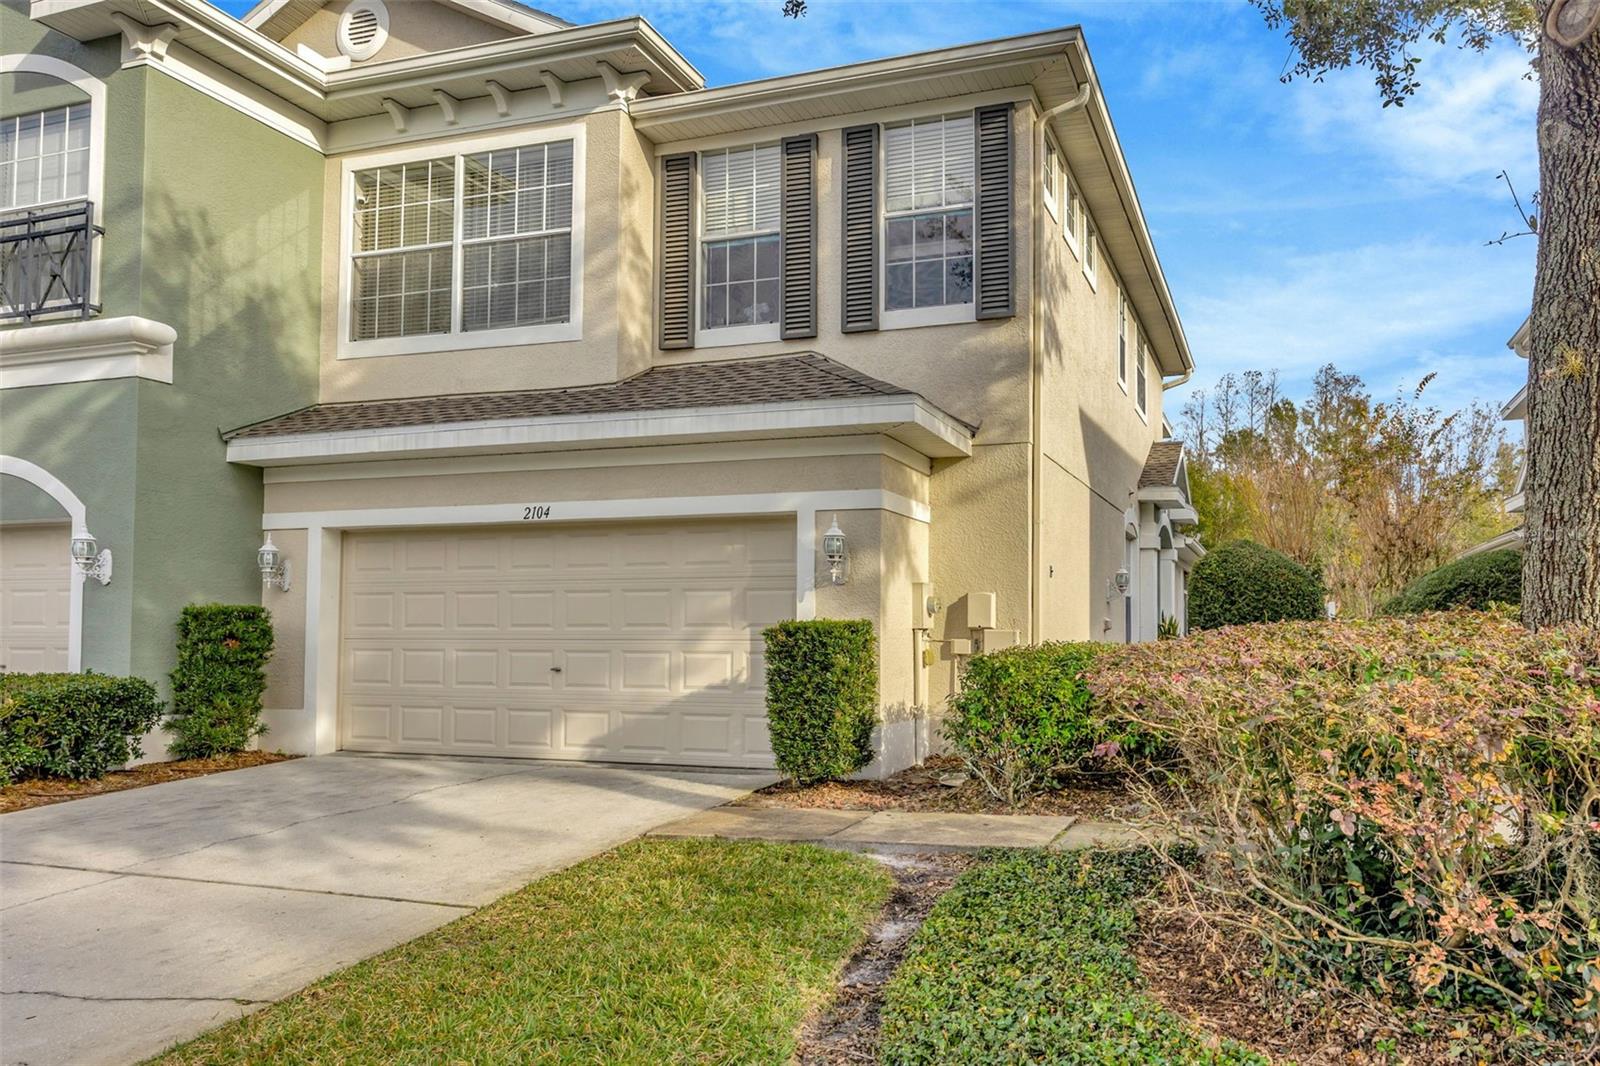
1187;539;1324;630
167;604;274;759
943;642;1149;806
0;672;164;784
1382;547;1522;615
763;619;877;783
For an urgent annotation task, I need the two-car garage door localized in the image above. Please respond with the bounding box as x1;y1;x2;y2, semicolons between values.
339;519;795;768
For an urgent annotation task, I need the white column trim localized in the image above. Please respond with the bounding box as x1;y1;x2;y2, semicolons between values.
1;455;89;672
795;507;817;621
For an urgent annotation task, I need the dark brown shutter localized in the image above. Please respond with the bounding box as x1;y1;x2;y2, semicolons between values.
973;103;1014;320
658;152;696;350
779;133;818;340
840;124;878;333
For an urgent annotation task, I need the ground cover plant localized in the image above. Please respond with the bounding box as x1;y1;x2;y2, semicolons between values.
1089;611;1600;1058
878;847;1265;1065
150;838;890;1066
0;672;164;785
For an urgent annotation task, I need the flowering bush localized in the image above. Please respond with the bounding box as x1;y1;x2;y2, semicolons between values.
1088;611;1599;1044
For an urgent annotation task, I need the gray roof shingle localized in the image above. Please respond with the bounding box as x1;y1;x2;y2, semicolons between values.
1138;440;1186;489
226;353;971;440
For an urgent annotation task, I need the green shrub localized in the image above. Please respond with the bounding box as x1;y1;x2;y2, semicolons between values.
0;672;164;784
167;604;275;759
879;848;1266;1065
943;642;1147;806
1382;547;1522;615
762;619;877;783
1186;539;1325;630
1089;612;1600;1048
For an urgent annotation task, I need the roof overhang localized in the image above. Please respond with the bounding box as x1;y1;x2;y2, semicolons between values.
1502;382;1528;422
241;0;572;38
632;28;1193;378
30;1;702;124
225;393;974;467
1508;314;1531;359
1137;485;1188;509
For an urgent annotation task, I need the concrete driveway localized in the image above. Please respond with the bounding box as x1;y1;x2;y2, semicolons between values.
0;754;770;1066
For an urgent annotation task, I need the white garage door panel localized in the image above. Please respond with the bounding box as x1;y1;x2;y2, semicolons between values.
0;524;71;674
338;520;794;766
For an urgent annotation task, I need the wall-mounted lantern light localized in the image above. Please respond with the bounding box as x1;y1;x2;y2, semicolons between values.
822;515;847;585
258;534;291;592
1111;567;1131;597
70;532;112;585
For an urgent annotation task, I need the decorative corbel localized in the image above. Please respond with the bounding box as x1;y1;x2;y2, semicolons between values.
379;98;410;133
538;70;566;108
485;79;513;116
432;89;460;125
596;61;650;107
108;12;180;65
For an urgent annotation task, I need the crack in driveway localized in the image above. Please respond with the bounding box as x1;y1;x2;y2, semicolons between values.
3;989;272;1006
2;860;473;910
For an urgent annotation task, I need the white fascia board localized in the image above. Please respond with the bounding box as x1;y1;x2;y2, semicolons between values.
1501;382;1528;422
227;394;974;466
632;28;1076;133
1136;484;1186;509
1506;491;1526;515
1166;505;1199;528
0;315;176;389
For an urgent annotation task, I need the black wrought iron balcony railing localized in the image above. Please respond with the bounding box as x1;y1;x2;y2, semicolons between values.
0;200;103;323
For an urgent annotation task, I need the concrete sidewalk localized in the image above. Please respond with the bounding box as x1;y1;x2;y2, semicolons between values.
648;806;1151;851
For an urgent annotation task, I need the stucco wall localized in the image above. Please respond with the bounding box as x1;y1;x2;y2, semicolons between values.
279;0;513;63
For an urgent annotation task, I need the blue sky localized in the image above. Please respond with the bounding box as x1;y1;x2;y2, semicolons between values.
211;0;1538;421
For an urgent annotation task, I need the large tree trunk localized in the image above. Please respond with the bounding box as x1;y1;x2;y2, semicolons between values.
1524;5;1600;629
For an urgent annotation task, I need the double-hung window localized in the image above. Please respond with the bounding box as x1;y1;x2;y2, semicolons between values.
1082;213;1098;287
1117;290;1128;389
2;97;95;321
345;133;578;355
883;114;974;320
1042;136;1060;220
1063;172;1082;255
700;144;780;335
1136;338;1149;418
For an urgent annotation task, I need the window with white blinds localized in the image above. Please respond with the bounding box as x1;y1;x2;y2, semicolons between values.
1117;290;1128;387
700;144;780;329
348;138;575;344
1;103;90;210
1137;338;1150;417
882;114;974;312
1043;136;1060;218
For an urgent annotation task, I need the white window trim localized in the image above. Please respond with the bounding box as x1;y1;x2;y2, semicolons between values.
1135;340;1150;422
1062;171;1081;259
335;124;586;360
879;112;977;331
1;54;108;322
1081;216;1098;291
1042;133;1060;223
694;143;781;348
1116;289;1129;394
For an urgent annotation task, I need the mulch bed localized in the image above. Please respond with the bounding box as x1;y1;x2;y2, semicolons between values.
739;754;1138;817
795;851;972;1065
0;751;297;813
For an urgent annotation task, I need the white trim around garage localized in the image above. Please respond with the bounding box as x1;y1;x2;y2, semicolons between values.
0;455;89;672
273;488;929;757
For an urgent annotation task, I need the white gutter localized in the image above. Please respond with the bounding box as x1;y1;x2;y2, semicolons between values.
1030;76;1093;643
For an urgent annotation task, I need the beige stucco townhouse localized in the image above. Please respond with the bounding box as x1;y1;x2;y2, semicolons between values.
3;0;1203;775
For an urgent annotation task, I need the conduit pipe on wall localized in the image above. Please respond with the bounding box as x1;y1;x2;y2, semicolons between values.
1030;76;1093;643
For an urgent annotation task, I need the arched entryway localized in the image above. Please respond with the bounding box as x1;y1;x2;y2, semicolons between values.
0;456;88;671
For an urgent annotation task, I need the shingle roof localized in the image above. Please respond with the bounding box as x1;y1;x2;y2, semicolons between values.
225;353;970;440
1138;440;1186;489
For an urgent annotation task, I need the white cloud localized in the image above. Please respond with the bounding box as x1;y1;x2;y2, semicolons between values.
1288;44;1538;197
1178;238;1531;408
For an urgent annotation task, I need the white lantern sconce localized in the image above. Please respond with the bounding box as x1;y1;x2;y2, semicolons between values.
1109;567;1130;599
258;534;291;592
822;515;848;585
70;532;113;585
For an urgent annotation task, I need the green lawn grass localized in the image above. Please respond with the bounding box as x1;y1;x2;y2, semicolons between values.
879;848;1267;1065
149;838;891;1066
